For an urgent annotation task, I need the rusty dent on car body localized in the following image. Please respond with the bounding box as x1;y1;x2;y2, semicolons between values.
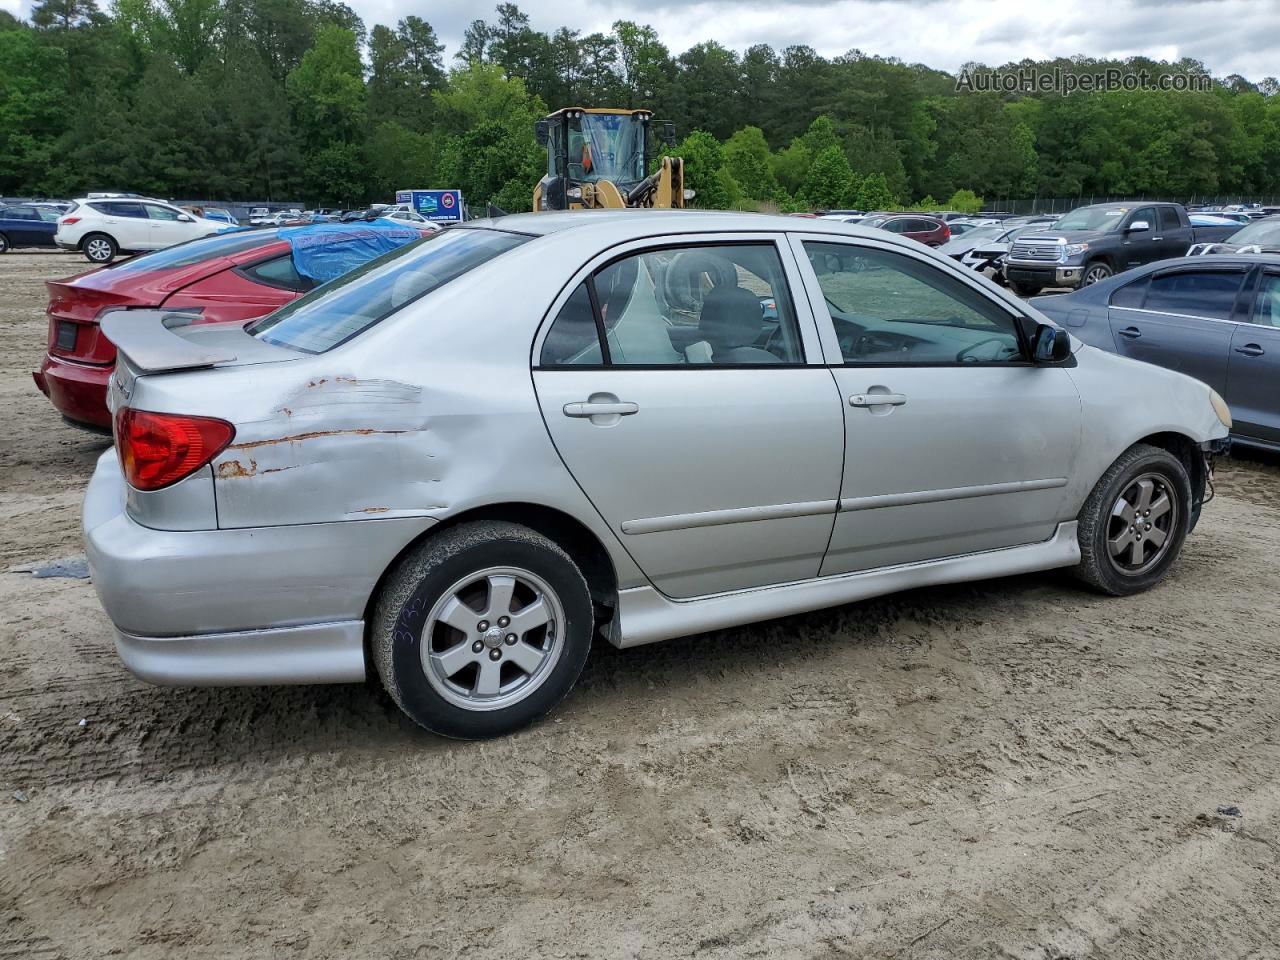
208;373;440;529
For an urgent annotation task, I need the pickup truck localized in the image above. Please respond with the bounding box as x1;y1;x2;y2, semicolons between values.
0;204;59;253
1002;201;1239;296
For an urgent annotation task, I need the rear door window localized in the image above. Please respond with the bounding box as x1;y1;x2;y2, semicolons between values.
250;228;529;353
241;254;313;292
1144;270;1246;321
1109;276;1150;309
101;202;148;218
1158;207;1182;232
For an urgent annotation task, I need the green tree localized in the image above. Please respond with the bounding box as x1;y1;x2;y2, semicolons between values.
721;126;779;201
799;144;854;209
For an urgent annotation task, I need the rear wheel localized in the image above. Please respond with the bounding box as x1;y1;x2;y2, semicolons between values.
1074;444;1192;596
372;521;593;739
82;233;117;264
0;233;9;254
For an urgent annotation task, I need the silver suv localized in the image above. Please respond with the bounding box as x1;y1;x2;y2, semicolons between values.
84;211;1232;738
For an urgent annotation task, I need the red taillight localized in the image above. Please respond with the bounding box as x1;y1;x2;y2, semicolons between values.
941;223;951;240
114;408;235;491
61;216;81;225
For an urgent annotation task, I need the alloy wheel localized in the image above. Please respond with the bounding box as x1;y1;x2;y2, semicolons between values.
86;238;112;262
1082;263;1112;285
1106;472;1178;575
420;566;565;711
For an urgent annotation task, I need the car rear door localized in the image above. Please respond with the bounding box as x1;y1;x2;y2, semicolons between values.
1225;267;1280;445
532;233;845;599
1106;264;1248;394
790;234;1081;574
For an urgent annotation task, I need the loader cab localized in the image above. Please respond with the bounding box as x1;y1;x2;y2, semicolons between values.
534;108;677;211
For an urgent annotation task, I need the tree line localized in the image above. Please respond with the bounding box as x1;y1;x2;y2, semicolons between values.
3;0;1280;211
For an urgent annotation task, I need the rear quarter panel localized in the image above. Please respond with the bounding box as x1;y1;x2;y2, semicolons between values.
122;233;648;591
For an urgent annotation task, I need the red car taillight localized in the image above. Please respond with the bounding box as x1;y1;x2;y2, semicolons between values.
114;408;235;491
60;217;81;225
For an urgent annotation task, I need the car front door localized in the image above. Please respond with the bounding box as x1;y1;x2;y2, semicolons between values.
1106;265;1248;395
143;203;201;248
791;235;1081;574
1117;206;1159;268
1225;268;1280;445
532;235;845;599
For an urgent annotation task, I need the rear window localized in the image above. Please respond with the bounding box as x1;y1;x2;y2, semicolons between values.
248;228;529;354
107;229;279;273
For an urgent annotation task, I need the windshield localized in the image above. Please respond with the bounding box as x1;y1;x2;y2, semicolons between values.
1053;206;1128;232
248;228;529;353
555;112;646;187
107;229;278;273
1229;219;1280;245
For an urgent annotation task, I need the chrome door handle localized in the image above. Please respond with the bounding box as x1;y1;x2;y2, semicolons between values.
849;393;907;407
563;400;639;418
1235;343;1265;357
1117;327;1142;339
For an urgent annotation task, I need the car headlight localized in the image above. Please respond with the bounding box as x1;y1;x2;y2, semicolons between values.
1064;242;1090;257
1209;389;1233;429
566;185;582;199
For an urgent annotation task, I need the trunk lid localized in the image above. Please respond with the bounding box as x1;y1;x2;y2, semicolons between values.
45;258;239;365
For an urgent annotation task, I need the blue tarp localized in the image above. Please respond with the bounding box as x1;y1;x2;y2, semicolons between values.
279;219;423;283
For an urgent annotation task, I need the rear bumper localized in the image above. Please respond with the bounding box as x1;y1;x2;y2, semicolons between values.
35;353;112;429
115;622;366;686
83;448;437;686
54;238;79;251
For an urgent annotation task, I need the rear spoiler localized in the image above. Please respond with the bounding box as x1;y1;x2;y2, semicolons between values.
101;310;239;373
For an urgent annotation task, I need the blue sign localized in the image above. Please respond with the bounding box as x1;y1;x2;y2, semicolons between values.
396;189;464;223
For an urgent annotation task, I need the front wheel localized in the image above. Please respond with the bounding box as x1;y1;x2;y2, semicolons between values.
1073;443;1192;596
372;521;594;739
82;233;117;264
0;233;9;254
1081;260;1113;286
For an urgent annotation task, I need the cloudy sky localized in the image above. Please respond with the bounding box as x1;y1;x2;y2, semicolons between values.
5;0;1276;81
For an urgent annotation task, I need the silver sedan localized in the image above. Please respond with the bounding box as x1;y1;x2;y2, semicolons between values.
85;211;1232;738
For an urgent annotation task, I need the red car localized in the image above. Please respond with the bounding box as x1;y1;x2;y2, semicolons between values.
33;224;427;430
859;213;951;247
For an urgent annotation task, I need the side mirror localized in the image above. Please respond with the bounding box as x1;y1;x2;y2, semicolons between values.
1032;323;1072;363
1127;219;1149;232
177;214;193;222
534;120;550;147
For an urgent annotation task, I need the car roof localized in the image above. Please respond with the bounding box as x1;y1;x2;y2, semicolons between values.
465;209;941;244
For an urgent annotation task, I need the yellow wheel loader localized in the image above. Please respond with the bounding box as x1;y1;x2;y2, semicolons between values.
533;108;686;212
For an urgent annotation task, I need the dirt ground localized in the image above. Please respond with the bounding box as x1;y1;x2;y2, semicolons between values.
3;250;1280;960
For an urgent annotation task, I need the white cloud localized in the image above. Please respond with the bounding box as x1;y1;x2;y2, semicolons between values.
7;0;1277;80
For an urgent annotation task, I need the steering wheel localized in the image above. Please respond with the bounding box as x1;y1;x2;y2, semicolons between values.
955;337;1009;363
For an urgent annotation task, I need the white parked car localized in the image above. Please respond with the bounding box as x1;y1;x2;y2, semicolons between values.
247;207;272;225
56;197;231;264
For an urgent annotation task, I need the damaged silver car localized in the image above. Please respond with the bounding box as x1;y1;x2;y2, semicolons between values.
85;211;1231;738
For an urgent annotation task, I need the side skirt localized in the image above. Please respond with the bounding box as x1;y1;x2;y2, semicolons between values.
610;521;1080;648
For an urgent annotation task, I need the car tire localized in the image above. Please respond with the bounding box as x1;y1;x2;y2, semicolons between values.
1081;260;1113;286
82;233;117;264
372;520;594;739
1010;280;1042;297
0;232;9;254
1073;443;1192;596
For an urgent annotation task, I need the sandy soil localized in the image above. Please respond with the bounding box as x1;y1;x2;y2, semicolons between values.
3;251;1280;960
